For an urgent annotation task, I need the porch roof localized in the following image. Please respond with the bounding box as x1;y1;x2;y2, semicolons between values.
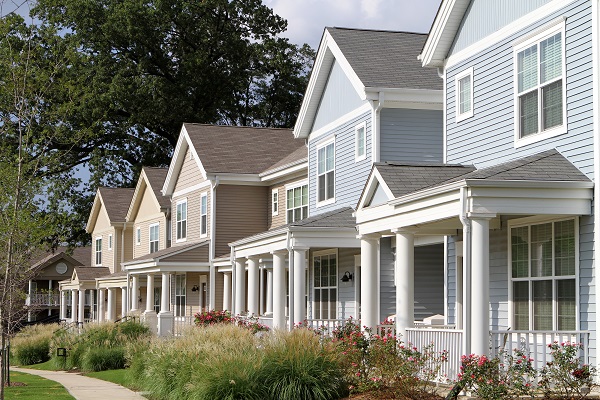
122;240;210;273
74;267;111;281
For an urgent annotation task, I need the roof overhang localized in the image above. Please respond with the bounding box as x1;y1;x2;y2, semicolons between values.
123;241;210;274
259;160;308;183
96;276;128;288
162;124;208;196
357;179;594;235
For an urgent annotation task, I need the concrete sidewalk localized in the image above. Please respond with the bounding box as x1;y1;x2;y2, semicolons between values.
11;367;146;399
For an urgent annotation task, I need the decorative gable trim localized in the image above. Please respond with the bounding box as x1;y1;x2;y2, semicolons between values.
356;167;395;211
86;189;110;233
162;124;208;196
126;169;164;222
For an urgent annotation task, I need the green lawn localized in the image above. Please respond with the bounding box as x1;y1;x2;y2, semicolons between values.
23;359;56;371
85;368;132;388
7;371;75;400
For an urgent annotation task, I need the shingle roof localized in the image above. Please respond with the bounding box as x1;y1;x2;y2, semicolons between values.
327;27;442;90
71;247;92;265
99;187;135;222
142;167;170;209
29;246;91;271
74;267;110;281
261;144;307;176
291;207;356;228
98;271;128;279
184;124;303;174
124;240;210;264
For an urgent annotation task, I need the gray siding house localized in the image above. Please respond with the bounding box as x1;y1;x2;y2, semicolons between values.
356;0;598;380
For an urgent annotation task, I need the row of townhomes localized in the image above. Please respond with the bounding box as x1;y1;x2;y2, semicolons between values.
28;0;600;380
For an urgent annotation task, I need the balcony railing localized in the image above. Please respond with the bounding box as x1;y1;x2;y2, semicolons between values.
27;292;60;307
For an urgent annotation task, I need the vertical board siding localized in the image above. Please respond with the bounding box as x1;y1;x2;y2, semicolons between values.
171;189;210;247
174;147;204;192
312;60;365;132
450;0;553;55
380;108;444;164
215;185;268;257
309;110;372;216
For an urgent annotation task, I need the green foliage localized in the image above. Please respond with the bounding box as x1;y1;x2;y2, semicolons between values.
81;347;126;372
11;324;59;365
7;371;75;400
540;341;596;399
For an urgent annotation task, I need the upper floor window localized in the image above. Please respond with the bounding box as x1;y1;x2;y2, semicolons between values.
108;234;113;250
149;223;159;253
176;199;187;241
135;227;141;246
95;237;102;266
287;183;308;223
514;24;565;145
355;122;366;161
455;67;473;122
272;189;279;216
317;140;335;204
200;193;208;238
510;218;576;331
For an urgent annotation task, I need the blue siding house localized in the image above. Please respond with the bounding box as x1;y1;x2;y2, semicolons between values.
230;27;445;332
356;0;598;380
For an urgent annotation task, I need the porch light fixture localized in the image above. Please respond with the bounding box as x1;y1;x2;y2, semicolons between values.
191;285;199;292
341;271;353;282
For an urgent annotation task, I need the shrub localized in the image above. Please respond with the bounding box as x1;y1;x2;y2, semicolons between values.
194;310;269;334
11;324;58;365
540;341;596;399
81;347;126;372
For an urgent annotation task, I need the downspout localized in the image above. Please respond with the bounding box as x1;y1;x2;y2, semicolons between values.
371;91;385;164
458;186;471;356
209;177;220;310
437;67;447;162
286;230;293;330
592;0;600;374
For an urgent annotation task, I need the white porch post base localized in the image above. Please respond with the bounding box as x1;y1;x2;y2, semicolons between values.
157;312;174;336
470;215;492;356
360;234;379;331
394;229;415;340
272;250;287;330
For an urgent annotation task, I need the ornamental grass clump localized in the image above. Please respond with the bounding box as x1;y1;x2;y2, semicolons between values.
11;323;59;365
540;341;596;399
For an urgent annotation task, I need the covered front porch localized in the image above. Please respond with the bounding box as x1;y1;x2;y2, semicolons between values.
355;150;595;379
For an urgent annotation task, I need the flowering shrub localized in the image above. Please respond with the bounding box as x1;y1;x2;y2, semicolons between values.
194;310;269;334
539;341;596;399
235;315;270;334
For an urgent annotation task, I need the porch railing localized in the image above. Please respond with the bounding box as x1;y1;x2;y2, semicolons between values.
173;315;195;336
489;330;591;371
406;327;463;382
304;318;346;336
27;292;60;307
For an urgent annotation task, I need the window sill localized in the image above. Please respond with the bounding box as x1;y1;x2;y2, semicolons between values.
175;238;187;244
316;198;336;208
514;125;567;148
355;154;366;163
456;111;473;123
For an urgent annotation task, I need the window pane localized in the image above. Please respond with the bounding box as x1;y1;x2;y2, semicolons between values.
326;171;334;199
329;288;337;319
314;289;321;319
531;223;552;277
520;91;539;137
511;226;529;278
321;257;329;286
555;220;575;276
540;33;562;83
533;280;552;330
294;187;301;207
287;210;293;223
542;80;563;130
518;45;538;92
326;144;334;171
322;290;329;319
302;206;308;219
459;75;471;114
557;279;576;330
357;127;365;156
318;175;325;202
513;281;529;330
318;147;325;174
314;258;321;287
294;208;301;222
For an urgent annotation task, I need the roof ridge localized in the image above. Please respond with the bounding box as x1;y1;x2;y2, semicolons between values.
328;26;428;36
183;123;292;132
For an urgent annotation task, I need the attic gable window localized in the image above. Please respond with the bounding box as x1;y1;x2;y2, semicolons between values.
514;22;566;146
455;67;473;122
317;139;335;205
272;189;278;216
149;223;159;253
95;237;102;266
176;199;187;242
355;122;366;161
200;193;208;238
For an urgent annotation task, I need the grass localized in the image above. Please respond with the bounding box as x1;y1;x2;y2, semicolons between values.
6;371;75;399
85;368;131;388
23;360;56;370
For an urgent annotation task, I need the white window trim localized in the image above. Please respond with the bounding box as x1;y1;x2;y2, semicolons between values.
135;227;141;246
312;248;339;320
107;233;113;250
272;189;279;216
95;236;102;266
285;180;309;224
176;198;188;243
455;67;474;122
354;121;367;162
513;21;567;148
200;192;208;238
149;223;159;253
316;137;336;207
507;216;579;331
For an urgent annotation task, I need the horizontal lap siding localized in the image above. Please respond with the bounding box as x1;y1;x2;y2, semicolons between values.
309;110;371;216
172;189;209;247
268;177;308;230
380;109;444;163
338;248;360;320
174;147;204;192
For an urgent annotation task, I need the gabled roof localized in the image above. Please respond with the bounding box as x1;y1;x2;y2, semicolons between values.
126;167;170;221
419;0;471;67
163;124;303;194
72;266;111;282
86;187;135;232
294;27;442;139
260;144;307;178
29;246;90;272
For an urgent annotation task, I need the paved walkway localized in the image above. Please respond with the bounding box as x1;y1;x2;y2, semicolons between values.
11;367;146;399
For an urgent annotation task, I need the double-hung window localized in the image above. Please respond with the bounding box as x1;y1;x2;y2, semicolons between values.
455;67;473;121
135;227;141;245
355;122;366;161
286;183;308;223
313;250;337;320
176;199;187;241
95;237;102;266
510;218;577;331
317;140;335;204
200;193;208;238
514;23;565;144
272;189;279;216
108;234;113;250
149;223;159;253
175;274;186;317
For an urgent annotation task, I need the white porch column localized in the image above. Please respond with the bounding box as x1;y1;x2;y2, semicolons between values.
360;234;379;331
158;272;173;336
107;288;116;322
78;289;85;324
71;289;78;323
272;250;287;330
259;266;265;315
470;215;492;356
121;287;128;317
266;268;273;315
394;229;415;340
145;274;155;313
223;273;231;312
27;280;34;322
48;280;53;316
60;290;67;320
131;275;140;313
98;289;105;323
293;248;307;326
247;257;259;316
234;259;246;315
